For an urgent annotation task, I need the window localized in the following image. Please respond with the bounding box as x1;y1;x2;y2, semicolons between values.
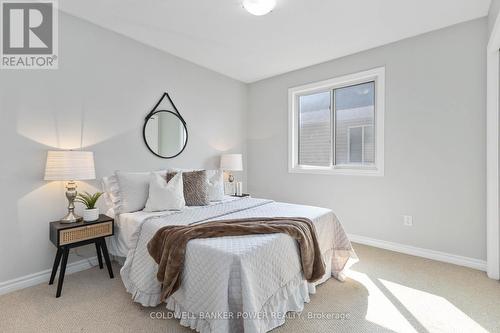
298;91;331;167
289;67;384;176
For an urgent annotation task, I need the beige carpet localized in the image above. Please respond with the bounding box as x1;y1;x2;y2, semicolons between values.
1;244;499;333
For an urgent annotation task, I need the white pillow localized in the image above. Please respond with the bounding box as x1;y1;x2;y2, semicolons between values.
206;170;224;201
102;175;121;214
144;172;185;212
115;171;150;213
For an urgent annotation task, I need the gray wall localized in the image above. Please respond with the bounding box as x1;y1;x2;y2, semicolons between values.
0;12;247;283
489;0;500;35
247;19;487;260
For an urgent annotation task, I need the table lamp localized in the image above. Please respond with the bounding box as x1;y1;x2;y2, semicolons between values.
220;154;243;183
44;151;96;223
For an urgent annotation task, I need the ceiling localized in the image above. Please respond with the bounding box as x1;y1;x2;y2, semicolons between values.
60;0;491;83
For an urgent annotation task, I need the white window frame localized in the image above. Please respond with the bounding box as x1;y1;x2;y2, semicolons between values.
288;67;385;176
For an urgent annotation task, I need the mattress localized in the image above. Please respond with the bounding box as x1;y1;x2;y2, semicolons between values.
118;197;357;333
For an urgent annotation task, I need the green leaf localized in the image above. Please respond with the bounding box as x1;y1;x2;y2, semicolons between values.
76;191;103;209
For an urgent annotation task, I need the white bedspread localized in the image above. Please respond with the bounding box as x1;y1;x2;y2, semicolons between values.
120;197;357;333
109;196;240;258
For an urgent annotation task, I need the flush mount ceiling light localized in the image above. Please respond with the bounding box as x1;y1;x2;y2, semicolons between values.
243;0;276;16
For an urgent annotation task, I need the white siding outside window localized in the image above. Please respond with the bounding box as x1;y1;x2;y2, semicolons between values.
288;67;385;176
298;91;331;167
347;125;374;164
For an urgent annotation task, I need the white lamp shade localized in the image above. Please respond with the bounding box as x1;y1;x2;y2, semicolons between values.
44;151;96;181
220;154;243;171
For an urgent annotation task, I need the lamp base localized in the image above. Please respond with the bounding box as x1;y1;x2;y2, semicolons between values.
60;211;82;224
60;180;82;223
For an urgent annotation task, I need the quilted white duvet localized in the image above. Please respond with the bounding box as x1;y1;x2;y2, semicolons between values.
120;197;357;333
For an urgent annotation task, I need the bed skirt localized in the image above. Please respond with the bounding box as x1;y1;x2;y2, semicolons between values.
121;248;357;333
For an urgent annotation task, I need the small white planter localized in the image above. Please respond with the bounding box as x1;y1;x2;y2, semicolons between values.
83;208;99;222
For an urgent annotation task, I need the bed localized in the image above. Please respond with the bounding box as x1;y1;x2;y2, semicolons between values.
108;196;357;333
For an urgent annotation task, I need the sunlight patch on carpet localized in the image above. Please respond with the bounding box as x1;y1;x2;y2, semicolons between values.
347;270;418;332
378;278;488;333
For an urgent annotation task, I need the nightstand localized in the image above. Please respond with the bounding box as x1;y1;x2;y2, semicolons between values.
49;214;114;297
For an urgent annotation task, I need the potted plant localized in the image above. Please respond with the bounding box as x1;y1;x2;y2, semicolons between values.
76;191;103;222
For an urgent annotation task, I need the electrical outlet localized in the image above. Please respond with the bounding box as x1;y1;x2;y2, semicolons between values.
403;215;413;226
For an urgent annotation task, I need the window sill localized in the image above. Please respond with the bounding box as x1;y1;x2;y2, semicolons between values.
289;165;384;177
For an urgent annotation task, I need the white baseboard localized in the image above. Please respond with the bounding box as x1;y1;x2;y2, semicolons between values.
0;256;98;296
348;234;487;272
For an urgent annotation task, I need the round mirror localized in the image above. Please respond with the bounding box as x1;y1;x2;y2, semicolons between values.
143;110;188;159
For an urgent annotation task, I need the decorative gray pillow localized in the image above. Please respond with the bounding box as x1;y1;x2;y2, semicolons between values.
167;168;224;202
166;170;210;206
114;171;151;213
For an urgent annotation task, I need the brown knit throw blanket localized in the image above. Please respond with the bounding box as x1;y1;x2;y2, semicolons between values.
147;217;326;301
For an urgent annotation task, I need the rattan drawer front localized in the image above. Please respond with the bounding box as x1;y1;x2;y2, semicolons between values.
59;222;113;245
